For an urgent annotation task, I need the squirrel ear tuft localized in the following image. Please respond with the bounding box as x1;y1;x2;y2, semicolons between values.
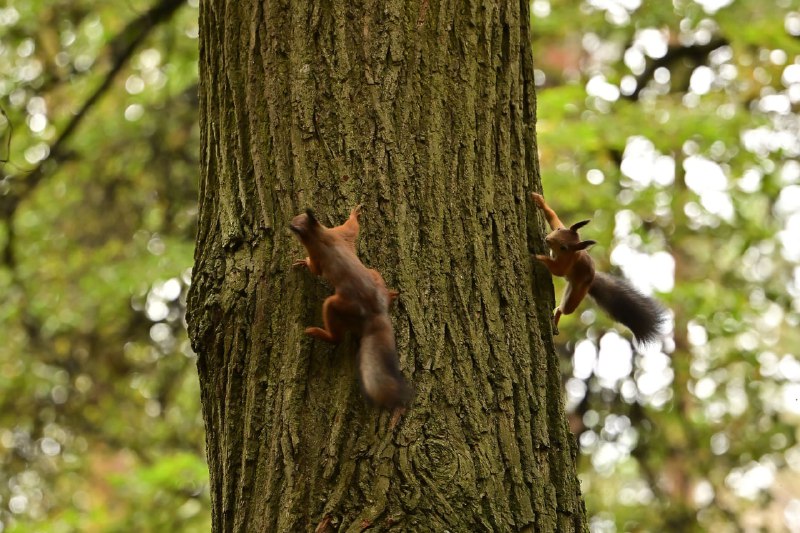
305;209;319;226
570;219;591;232
572;239;596;251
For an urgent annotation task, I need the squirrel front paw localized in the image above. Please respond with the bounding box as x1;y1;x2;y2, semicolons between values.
531;192;546;209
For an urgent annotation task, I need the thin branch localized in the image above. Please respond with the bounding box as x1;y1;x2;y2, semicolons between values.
623;37;729;101
0;0;186;219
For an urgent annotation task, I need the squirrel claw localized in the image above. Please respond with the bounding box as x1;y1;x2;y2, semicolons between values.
293;258;308;269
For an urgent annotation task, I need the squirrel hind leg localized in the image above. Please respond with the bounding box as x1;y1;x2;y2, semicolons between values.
305;326;340;343
305;295;354;344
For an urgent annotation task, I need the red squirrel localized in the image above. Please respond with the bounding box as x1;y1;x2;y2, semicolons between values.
290;205;411;409
532;193;666;343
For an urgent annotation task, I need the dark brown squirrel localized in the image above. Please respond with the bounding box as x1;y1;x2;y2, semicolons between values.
532;193;666;344
290;205;411;409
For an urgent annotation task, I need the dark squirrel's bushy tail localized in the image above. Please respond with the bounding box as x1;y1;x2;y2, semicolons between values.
357;314;412;409
588;272;666;344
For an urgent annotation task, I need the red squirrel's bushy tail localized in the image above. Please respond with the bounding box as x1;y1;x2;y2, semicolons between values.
357;314;412;409
588;272;666;344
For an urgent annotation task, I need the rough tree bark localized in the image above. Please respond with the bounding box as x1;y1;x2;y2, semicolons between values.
188;1;587;531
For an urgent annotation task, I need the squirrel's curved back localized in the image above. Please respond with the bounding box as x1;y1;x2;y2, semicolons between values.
588;272;666;344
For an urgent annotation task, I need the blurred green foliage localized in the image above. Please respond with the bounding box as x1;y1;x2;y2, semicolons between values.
0;0;206;530
2;0;800;531
533;0;800;531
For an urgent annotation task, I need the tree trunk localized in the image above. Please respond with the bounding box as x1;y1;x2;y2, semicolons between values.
189;1;587;531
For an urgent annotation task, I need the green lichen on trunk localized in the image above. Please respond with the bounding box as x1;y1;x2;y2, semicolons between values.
189;0;587;531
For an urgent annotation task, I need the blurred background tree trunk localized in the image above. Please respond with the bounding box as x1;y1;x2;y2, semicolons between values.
188;0;586;531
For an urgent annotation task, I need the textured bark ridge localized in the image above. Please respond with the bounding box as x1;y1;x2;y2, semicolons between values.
189;1;587;531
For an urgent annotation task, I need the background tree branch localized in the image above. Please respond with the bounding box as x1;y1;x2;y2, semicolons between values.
0;0;186;219
624;37;729;101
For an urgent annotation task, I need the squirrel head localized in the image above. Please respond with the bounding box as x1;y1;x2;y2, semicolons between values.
544;219;596;257
289;209;323;242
